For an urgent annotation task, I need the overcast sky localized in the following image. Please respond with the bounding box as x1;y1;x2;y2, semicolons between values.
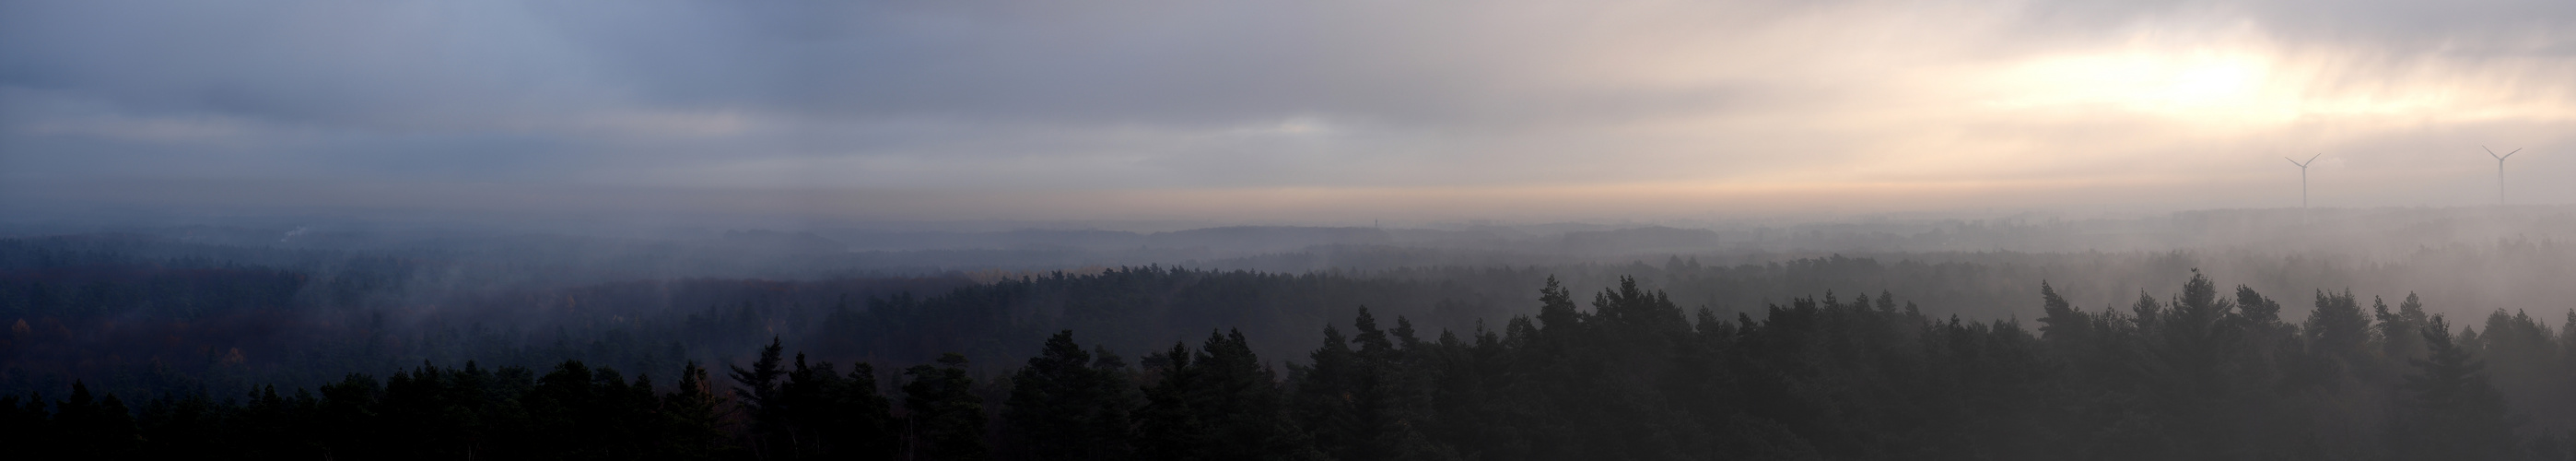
5;0;2573;225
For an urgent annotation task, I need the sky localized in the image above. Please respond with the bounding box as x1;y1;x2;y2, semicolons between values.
5;0;2575;225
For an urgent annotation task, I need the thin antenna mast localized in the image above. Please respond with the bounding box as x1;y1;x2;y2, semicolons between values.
2285;153;2323;208
2485;146;2520;206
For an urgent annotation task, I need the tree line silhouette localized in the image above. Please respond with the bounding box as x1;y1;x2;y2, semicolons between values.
7;271;2572;460
17;232;2576;409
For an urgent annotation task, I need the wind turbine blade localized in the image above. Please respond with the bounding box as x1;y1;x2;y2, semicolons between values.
2285;157;2303;167
2306;153;2323;163
2502;148;2521;160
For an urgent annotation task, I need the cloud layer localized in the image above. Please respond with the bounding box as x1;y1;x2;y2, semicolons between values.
6;0;2575;222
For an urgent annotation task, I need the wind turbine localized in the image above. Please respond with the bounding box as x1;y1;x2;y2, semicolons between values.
2285;153;2323;208
2484;146;2520;206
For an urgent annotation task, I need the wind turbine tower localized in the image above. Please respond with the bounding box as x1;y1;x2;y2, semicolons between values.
2285;153;2322;208
2485;146;2520;206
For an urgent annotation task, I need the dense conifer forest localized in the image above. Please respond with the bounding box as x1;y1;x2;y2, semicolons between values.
6;235;2576;459
9;272;2576;459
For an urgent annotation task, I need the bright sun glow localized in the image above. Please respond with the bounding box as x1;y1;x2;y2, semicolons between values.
1981;48;2284;123
1967;40;2574;136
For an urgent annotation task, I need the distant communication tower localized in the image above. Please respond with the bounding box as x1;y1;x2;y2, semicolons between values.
2285;153;2323;208
2485;146;2520;206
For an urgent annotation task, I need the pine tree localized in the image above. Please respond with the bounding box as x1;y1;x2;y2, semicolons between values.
1;393;50;457
244;384;324;458
2378;293;2431;363
836;361;899;460
1004;330;1133;461
1139;330;1317;461
2234;284;2283;327
904;353;987;461
54;381;140;458
526;361;615;460
313;372;384;458
2390;315;2521;461
1291;324;1361;459
732;337;790;459
782;352;842;458
2037;281;2090;344
660;361;736;461
2306;290;2372;362
1294;307;1449;461
1348;308;1445;460
1136;341;1212;461
1198;329;1317;461
1535;277;1583;333
133;392;224;459
1086;346;1137;457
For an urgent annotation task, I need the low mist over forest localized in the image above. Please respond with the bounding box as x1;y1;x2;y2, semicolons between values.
6;207;2576;459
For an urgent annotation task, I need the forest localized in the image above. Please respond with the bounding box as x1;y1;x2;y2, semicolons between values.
9;268;2576;459
6;233;2576;460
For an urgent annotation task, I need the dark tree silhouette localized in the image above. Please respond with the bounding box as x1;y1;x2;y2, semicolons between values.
2390;315;2521;461
1001;330;1134;461
904;353;987;461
